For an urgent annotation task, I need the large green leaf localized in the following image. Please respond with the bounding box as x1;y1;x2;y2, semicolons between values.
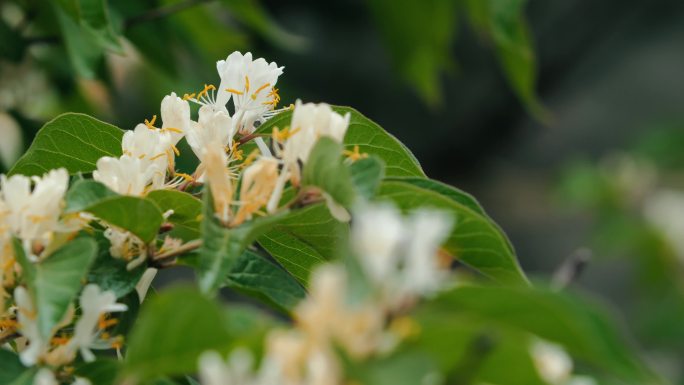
124;288;233;380
54;5;105;79
387;177;486;215
78;0;123;51
10;113;123;176
247;107;423;178
86;196;164;243
377;180;527;285
257;203;349;284
302;137;355;208
0;350;25;384
147;190;202;242
14;237;98;339
465;0;546;119
418;285;660;383
224;250;306;312
198;189;286;295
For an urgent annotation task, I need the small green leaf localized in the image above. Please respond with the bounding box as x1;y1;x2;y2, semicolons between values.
65;180;117;214
418;285;660;383
10;113;123;176
54;5;105;78
350;156;386;199
377;180;527;285
198;189;286;295
258;203;349;284
465;0;547;120
85;196;164;243
0;350;25;384
75;359;121;385
78;0;123;52
225;250;306;312
147;190;202;242
14;237;98;339
248;107;424;178
124;287;234;380
302;137;355;208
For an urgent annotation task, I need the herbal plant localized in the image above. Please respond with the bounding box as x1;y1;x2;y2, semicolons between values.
0;52;662;385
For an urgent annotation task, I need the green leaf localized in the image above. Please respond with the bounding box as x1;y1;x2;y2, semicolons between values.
302;137;355;208
377;180;527;285
78;0;123;52
10;113;123;176
465;0;547;120
418;285;660;383
65;180;118;214
350;156;386;199
75;359;121;385
248;107;424;178
88;232;145;298
387;177;486;215
219;0;307;51
147;190;202;242
224;250;306;312
7;369;37;385
0;350;25;384
257;203;349;284
14;237;98;339
124;287;234;380
367;0;458;105
85;196;164;243
54;5;105;78
198;189;287;295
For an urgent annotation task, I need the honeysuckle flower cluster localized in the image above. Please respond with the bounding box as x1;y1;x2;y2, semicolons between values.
198;202;454;385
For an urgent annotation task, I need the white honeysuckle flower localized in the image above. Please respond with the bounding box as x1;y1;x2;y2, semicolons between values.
186;105;234;161
216;51;284;134
0;111;23;169
72;378;93;385
351;203;404;284
135;267;158;303
0;197;15;298
267;101;350;215
351;203;453;304
0;168;69;251
68;284;127;362
531;339;573;385
93;155;158;196
103;226;147;270
33;368;58;385
643;189;684;262
401;209;453;297
199;349;260;385
160;92;191;143
14;286;48;366
234;156;279;225
203;142;234;224
121;124;173;188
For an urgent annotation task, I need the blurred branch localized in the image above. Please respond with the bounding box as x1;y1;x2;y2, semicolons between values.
446;333;496;385
124;0;215;30
552;248;592;290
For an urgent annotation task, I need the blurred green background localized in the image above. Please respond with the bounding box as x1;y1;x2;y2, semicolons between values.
2;0;684;382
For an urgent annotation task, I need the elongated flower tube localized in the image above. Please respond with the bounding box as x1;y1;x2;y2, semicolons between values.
203;142;235;225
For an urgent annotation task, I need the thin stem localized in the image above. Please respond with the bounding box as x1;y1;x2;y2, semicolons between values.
124;0;215;30
152;239;202;264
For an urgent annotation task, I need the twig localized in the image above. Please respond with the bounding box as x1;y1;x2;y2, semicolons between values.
124;0;215;30
151;239;202;264
552;248;592;290
0;332;19;346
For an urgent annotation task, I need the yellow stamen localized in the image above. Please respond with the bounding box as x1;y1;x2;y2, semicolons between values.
51;336;70;346
251;83;271;100
245;76;250;92
171;144;181;156
197;84;216;100
174;172;194;182
241;150;259;168
272;126;300;142
183;93;196;101
150;153;166;161
111;336;124;350
230;142;244;161
226;88;244;95
343;145;368;162
144;115;157;128
163;127;183;134
0;319;17;329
